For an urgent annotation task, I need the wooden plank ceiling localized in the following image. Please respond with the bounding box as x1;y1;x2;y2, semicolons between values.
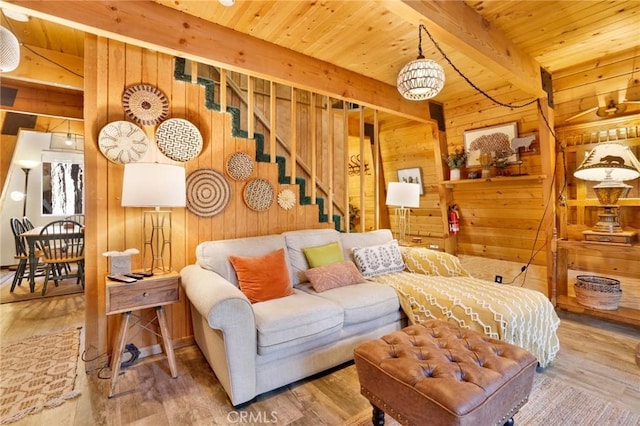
1;0;639;121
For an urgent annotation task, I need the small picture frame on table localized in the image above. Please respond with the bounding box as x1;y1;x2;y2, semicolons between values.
397;167;424;194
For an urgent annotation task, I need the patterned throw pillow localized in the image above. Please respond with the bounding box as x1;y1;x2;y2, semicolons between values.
401;247;470;277
305;260;365;292
352;240;404;278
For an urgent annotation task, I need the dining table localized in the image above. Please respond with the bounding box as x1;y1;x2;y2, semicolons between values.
20;224;84;293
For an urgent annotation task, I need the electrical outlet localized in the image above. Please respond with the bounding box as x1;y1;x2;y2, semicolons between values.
494;275;503;283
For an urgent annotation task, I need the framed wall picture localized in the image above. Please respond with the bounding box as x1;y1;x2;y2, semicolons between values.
397;167;424;194
464;122;518;167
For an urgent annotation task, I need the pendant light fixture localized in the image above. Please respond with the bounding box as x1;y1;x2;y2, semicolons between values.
0;25;20;72
397;24;445;101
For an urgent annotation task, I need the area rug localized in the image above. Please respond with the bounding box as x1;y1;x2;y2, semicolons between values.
0;276;84;304
0;327;82;424
342;374;640;425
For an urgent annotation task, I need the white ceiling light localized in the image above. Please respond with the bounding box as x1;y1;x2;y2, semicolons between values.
0;26;20;72
397;24;445;101
219;0;235;6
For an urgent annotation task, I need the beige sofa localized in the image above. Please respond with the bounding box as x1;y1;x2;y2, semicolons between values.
180;228;405;406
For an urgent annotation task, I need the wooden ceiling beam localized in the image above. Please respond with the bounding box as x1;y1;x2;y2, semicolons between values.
3;44;84;91
0;80;83;119
0;0;431;123
386;0;546;99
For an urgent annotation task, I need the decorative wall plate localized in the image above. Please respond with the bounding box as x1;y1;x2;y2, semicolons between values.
156;118;203;162
243;178;274;212
225;152;254;181
98;121;148;164
122;84;169;126
277;189;296;210
186;168;231;217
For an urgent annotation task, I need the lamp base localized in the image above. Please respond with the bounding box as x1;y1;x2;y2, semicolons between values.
142;210;173;274
583;230;637;246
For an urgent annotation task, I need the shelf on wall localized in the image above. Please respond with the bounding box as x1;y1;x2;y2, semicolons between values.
440;174;547;188
556;295;640;327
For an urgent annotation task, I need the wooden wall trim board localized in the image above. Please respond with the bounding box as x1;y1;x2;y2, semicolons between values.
5;0;431;123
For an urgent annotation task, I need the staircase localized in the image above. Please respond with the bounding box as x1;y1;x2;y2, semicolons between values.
174;58;342;231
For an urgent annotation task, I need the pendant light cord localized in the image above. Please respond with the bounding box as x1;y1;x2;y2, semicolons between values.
419;24;537;109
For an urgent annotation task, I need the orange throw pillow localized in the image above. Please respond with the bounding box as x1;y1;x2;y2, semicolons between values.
229;248;294;303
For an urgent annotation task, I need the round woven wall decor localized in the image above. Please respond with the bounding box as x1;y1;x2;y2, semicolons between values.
243;178;274;212
122;84;169;126
186;168;231;217
277;189;296;210
156;118;203;162
98;121;148;164
225;152;254;181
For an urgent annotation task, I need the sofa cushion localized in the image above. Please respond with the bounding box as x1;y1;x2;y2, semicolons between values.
229;248;294;303
353;240;405;278
283;228;341;285
340;229;394;262
196;234;288;285
252;289;344;355
303;241;344;268
297;281;399;325
305;260;364;292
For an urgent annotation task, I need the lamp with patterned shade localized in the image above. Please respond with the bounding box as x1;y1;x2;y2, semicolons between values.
0;26;20;72
573;142;640;243
121;163;186;273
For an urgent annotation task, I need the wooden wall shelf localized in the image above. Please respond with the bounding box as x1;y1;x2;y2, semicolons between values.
556;295;640;327
440;174;547;187
555;239;639;327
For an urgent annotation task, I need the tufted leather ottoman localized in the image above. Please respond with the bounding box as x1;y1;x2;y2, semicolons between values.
354;320;538;426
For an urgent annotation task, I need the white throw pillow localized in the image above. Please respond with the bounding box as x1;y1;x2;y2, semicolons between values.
352;240;404;278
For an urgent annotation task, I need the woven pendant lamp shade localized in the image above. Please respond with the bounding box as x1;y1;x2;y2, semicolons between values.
397;57;445;101
0;26;20;72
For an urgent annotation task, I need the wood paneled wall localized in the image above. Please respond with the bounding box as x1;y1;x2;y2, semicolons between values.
442;87;550;267
83;36;339;361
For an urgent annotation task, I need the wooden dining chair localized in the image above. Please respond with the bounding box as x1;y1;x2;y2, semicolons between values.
10;218;30;292
37;220;85;296
22;216;35;230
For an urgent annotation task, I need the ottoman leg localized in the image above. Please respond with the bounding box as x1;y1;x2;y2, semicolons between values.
371;404;385;426
503;418;514;426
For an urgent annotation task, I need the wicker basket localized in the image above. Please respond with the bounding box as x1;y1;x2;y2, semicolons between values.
574;275;621;311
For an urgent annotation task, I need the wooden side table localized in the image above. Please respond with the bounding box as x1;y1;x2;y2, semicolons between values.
105;271;180;398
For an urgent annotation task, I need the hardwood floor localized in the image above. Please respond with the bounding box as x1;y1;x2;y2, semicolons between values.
1;274;639;425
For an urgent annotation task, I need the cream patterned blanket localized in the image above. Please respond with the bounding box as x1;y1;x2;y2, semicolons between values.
368;247;560;367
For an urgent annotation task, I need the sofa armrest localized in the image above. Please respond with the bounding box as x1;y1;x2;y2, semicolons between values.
180;264;258;405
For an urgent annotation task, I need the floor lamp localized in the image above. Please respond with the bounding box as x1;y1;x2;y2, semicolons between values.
14;160;40;217
574;142;640;244
121;163;186;274
386;182;421;243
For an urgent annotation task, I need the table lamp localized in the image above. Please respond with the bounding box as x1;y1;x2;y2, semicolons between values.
121;163;186;273
386;182;421;243
573;142;640;243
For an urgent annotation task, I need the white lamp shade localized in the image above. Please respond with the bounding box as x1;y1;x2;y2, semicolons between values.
0;26;20;72
574;143;640;182
386;182;420;208
121;163;186;207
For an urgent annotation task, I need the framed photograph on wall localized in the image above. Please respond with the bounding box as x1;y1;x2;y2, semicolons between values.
397;167;424;194
464;122;518;167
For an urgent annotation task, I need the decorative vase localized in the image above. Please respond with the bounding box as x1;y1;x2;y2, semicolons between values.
450;168;461;181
